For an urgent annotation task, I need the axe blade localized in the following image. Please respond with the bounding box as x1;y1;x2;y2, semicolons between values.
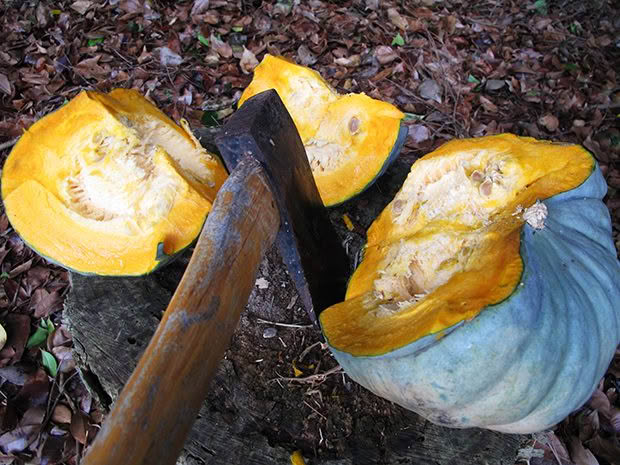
216;89;349;321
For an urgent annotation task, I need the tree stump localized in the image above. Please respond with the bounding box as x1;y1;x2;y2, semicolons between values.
65;130;523;464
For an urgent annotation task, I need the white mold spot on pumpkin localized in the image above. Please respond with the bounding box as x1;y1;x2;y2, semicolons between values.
523;201;548;230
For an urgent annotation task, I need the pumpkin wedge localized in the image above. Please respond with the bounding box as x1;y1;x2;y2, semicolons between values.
320;134;620;433
1;89;228;276
239;54;407;206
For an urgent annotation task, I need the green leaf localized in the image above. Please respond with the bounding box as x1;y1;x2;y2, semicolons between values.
231;26;244;33
27;319;54;349
391;33;405;47
564;63;578;72
201;110;219;127
467;75;481;84
403;113;425;122
87;37;104;47
533;0;548;15
27;326;48;348
197;34;210;47
41;350;58;377
0;272;9;280
51;9;61;15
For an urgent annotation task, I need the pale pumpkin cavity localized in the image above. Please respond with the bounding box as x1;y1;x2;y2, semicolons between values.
238;54;404;206
1;89;228;276
320;134;594;356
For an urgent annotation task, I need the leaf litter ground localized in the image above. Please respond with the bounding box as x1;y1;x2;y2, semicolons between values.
0;0;619;463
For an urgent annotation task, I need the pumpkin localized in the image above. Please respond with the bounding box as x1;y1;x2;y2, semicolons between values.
320;134;620;434
238;54;408;206
1;89;228;276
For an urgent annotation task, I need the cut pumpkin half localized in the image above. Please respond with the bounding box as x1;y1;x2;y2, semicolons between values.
1;89;228;276
239;54;407;206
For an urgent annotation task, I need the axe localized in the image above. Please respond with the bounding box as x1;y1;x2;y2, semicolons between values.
83;90;350;465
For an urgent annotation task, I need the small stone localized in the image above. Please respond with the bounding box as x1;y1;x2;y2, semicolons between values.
262;327;277;339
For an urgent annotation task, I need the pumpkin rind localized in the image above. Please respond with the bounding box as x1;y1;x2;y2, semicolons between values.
239;54;407;206
320;135;620;433
1;89;228;276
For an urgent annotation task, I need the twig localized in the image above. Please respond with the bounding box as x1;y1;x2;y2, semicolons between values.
298;341;323;362
271;365;343;384
256;318;312;329
0;137;19;151
303;400;327;420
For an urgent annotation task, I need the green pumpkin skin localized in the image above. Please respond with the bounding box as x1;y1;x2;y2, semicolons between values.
325;164;620;434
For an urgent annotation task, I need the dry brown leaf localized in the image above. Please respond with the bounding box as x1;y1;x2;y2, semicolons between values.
419;79;442;103
52;404;72;424
190;0;210;16
239;47;259;74
334;55;361;67
155;47;183;67
70;410;88;444
70;0;93;15
408;124;430;144
374;46;398;65
0;314;30;366
210;34;232;58
568;436;600;465
539;114;559;132
51;346;75;373
479;95;498;113
297;44;317;66
387;8;408;31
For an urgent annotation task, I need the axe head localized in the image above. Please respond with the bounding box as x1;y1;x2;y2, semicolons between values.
215;90;350;322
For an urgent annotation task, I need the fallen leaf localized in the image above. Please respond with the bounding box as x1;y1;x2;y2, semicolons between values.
539;114;559;132
0;324;5;352
568;436;600;465
408;124;430;144
334;55;361;67
70;410;88;444
0;363;36;386
485;79;505;91
155;47;183;67
32;289;63;318
52;404;72;424
419;79;442;103
0;424;39;454
239;47;259;74
75;56;108;79
0;314;31;365
479;95;498;113
190;0;210;15
387;8;408;30
0;73;11;95
374;46;399;65
119;0;142;13
70;0;93;15
210;34;232;58
51;346;75;373
9;258;33;278
297;44;317;66
40;350;57;378
35;3;48;27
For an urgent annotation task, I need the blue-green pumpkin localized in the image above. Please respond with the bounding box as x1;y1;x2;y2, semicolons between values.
320;134;620;434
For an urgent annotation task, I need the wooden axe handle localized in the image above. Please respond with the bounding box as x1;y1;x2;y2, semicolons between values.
83;157;280;465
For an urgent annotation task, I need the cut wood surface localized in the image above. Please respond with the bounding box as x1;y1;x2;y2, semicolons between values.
65;132;523;465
